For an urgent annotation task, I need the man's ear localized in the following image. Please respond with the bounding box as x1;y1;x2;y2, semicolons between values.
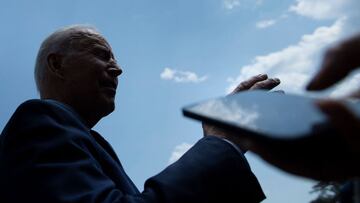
47;53;65;80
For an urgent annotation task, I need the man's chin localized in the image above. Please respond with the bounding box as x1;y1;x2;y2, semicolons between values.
102;100;116;117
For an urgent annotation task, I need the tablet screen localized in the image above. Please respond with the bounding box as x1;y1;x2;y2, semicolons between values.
183;91;328;139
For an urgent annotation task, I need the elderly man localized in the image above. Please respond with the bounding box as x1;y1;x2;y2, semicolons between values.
0;25;280;203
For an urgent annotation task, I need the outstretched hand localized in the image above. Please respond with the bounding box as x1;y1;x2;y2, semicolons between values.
229;74;280;94
202;74;281;150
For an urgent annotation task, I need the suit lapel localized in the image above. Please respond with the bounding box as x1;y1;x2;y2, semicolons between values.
89;130;139;194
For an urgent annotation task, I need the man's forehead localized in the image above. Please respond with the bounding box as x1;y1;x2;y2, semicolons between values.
69;33;111;50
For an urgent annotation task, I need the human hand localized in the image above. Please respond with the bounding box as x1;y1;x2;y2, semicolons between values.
248;34;360;181
202;74;281;150
316;100;360;156
307;33;360;91
246;99;360;181
301;33;360;180
229;74;281;94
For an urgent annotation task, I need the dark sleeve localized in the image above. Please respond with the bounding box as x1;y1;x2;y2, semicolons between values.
145;136;265;203
0;100;264;203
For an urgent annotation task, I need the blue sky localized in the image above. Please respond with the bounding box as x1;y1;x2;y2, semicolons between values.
1;0;359;202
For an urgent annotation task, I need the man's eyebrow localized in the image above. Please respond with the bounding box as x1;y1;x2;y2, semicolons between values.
90;44;109;51
86;45;112;56
89;44;116;59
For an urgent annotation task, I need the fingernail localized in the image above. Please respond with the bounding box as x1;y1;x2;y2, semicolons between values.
258;74;267;78
273;78;280;83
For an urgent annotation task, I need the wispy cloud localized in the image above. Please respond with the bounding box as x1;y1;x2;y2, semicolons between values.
289;0;354;20
227;18;346;94
223;0;240;10
256;19;276;29
160;67;207;83
168;143;193;164
223;0;265;10
228;0;360;95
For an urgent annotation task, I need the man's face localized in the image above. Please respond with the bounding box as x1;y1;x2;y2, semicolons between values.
61;35;122;119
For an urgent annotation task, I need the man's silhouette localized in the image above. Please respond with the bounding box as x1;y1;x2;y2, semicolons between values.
0;25;269;203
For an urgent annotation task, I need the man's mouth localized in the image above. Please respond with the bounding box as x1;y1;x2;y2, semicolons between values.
99;79;118;95
100;79;117;90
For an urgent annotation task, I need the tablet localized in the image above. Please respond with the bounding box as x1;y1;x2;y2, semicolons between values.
182;90;360;140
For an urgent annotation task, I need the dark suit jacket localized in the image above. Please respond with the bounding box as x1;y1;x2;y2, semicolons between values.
0;99;265;203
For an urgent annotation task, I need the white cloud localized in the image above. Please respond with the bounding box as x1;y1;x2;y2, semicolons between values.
256;19;276;29
228;0;360;96
289;0;355;20
160;67;175;80
330;73;360;98
223;0;240;10
223;0;266;10
227;18;346;94
168;143;193;164
160;67;208;83
190;99;259;129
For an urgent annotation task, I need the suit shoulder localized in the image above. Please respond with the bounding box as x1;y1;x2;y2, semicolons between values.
0;100;93;157
2;99;88;136
16;99;69;114
16;99;81;122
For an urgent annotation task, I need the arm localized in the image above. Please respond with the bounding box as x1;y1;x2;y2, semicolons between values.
146;136;265;203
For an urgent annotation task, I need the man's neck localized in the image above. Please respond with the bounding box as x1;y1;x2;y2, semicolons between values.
41;97;100;129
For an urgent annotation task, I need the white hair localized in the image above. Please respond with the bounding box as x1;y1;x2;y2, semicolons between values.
34;25;102;95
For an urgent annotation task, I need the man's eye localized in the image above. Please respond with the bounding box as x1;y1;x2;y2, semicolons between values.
95;50;111;60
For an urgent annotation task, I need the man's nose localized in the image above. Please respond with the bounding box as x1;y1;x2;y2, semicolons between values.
108;61;123;77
